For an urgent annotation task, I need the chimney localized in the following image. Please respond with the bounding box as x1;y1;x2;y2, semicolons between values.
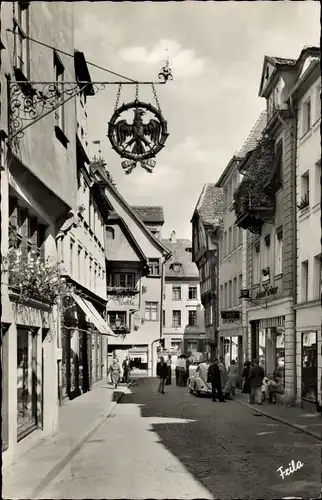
170;230;176;243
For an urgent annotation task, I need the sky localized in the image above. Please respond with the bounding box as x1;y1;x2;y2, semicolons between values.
74;1;320;240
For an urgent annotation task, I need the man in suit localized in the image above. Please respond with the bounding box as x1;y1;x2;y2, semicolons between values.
208;358;225;402
157;356;168;394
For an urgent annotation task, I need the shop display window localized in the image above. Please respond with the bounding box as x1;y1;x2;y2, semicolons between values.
302;331;317;402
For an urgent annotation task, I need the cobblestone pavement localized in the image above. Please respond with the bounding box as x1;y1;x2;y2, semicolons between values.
37;378;321;500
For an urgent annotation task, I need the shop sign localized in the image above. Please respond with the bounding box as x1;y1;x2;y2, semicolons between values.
256;286;278;299
221;310;240;323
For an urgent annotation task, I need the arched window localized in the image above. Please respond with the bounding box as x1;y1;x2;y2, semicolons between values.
105;227;115;240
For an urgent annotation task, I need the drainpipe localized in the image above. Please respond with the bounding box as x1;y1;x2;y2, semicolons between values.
291;105;298;406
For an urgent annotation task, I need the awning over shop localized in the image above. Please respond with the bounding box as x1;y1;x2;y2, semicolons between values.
259;316;285;329
72;293;115;337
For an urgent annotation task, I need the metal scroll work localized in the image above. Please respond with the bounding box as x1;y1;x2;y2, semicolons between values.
107;84;169;174
8;81;93;141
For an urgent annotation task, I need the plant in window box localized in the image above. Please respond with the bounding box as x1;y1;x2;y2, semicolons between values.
297;194;309;210
2;249;75;309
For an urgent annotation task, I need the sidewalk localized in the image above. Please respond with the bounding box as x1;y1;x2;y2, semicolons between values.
3;380;132;500
235;391;322;441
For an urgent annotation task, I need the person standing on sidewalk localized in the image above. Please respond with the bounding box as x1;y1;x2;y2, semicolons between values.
249;359;265;404
242;361;252;403
208;359;225;402
157;356;168;393
219;356;228;394
109;358;121;389
166;354;172;385
177;355;187;386
122;356;131;384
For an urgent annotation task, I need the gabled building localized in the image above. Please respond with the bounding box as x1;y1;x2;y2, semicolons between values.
234;45;320;405
161;232;205;360
88;166;172;376
191;184;223;360
216;112;267;375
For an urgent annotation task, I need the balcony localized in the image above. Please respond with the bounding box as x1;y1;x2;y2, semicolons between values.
233;136;277;234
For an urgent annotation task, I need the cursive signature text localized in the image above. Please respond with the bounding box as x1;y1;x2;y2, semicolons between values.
277;460;304;480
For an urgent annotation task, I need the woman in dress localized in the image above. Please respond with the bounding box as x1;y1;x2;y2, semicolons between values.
242;360;252;402
224;359;239;398
109;358;121;389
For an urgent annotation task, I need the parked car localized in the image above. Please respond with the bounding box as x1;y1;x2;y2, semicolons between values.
188;362;212;397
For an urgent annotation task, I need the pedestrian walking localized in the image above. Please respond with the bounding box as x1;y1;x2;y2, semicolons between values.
223;359;238;398
175;356;180;386
219;356;228;393
249;359;265;404
166;355;172;385
122;356;131;384
109;357;121;389
157;356;168;393
242;361;252;403
177;355;187;386
208;358;225;402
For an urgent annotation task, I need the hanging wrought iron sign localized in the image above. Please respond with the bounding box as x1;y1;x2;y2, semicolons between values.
107;84;169;174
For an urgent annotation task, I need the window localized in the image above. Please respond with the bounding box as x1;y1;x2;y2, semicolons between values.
89;257;93;288
148;259;160;276
170;262;181;273
17;328;38;438
105;227;115;240
313;254;321;300
228;227;232;254
301;260;309;303
172;286;181;301
316;84;321;121
238;274;243;305
94;262;97;291
54;51;65;133
224;283;228;309
220;285;224;309
89;194;94;231
314;160;321;206
224;231;227;257
162;310;165;327
188;310;197;326
274;140;283;190
233;277;237;307
302;98;311;135
13;1;29;76
187;341;198;353
188;286;197;300
108;311;126;327
70;239;75;276
263;234;271;270
172;310;181;327
228;280;232;308
253;242;261;284
84;252;88;287
238;227;243;247
109;273;134;288
145;302;158;321
232;225;237;251
300;171;310;207
77;246;82;281
275;229;283;276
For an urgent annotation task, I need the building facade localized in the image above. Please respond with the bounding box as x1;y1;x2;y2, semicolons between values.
234;46;320;404
191;184;223;361
56;53;114;404
292;54;321;408
162;232;205;360
1;1;77;468
97;195;171;376
216;113;267;376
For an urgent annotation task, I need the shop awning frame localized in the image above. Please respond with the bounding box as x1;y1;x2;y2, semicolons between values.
72;293;116;337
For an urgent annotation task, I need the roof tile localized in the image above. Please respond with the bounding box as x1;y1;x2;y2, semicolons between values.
195;184;223;226
132;206;165;223
236;111;268;158
162;239;199;279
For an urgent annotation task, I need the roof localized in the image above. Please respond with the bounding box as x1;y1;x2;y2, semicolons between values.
192;183;223;225
266;56;297;67
89;162;171;257
236;111;267;158
131;206;165;224
162;239;199;279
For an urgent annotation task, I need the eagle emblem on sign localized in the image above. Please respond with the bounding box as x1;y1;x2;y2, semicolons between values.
108;101;168;174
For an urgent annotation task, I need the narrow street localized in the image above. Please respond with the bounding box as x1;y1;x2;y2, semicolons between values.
36;378;320;500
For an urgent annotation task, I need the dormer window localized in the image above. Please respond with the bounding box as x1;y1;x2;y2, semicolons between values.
170;262;182;273
185;247;192;253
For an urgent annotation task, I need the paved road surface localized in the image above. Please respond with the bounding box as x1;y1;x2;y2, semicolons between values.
38;378;321;499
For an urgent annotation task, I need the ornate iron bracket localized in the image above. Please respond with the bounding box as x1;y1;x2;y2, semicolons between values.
8;80;92;142
239;287;268;310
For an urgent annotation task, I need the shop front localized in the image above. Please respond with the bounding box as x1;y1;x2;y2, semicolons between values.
295;301;321;409
250;316;285;382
